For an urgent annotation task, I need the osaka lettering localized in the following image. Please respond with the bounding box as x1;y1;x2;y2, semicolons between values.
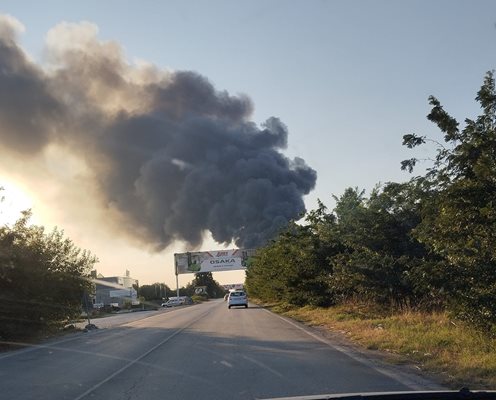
209;258;236;264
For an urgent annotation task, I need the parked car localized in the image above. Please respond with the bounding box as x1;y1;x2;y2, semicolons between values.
228;290;248;309
161;296;193;307
179;296;193;305
162;299;181;307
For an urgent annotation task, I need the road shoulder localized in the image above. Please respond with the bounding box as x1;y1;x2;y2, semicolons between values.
257;303;446;391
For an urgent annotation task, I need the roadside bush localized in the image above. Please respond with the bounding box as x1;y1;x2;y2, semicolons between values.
0;211;97;341
191;294;207;303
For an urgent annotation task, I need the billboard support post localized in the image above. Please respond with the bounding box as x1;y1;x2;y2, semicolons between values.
173;248;256;300
176;272;179;298
174;255;180;298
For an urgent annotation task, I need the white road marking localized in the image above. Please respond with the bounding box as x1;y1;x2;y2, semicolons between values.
241;354;286;379
220;360;233;368
0;304;202;361
72;307;214;400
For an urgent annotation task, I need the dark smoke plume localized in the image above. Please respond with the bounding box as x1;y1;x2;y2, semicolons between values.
0;17;316;250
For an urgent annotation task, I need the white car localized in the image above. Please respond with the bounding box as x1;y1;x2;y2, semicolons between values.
228;291;248;309
161;299;181;307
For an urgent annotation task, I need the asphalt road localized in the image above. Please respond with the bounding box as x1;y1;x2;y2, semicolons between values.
75;307;175;329
0;300;441;400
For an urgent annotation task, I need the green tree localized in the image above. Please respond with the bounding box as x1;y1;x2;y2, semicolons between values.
246;203;339;307
138;283;172;301
191;272;225;298
329;183;434;307
402;71;496;327
0;210;97;340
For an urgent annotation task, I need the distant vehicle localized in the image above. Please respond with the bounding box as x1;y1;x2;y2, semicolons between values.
162;299;181;307
179;296;194;305
228;290;248;309
161;296;193;307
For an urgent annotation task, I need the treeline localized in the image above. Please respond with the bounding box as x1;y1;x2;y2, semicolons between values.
246;72;496;331
139;272;226;302
0;210;97;340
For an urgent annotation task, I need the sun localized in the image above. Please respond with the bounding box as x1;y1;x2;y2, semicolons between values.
0;179;33;225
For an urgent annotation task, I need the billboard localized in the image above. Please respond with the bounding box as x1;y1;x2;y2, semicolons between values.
194;286;207;295
174;248;256;275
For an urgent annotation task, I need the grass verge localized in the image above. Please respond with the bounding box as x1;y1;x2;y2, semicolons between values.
259;300;496;389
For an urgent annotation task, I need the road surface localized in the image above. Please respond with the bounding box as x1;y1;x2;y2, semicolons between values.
0;300;441;400
75;306;181;329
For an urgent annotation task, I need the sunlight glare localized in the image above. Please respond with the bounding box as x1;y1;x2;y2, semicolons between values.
0;180;33;225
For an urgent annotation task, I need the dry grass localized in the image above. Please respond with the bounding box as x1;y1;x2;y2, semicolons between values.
260;300;496;389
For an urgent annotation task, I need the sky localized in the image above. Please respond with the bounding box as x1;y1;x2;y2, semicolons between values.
0;0;495;288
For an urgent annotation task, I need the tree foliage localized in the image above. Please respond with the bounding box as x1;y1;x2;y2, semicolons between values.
402;71;496;328
246;72;496;331
246;204;341;307
0;209;97;340
138;283;173;301
188;272;226;298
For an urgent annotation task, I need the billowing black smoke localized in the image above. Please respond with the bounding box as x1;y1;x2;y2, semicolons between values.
0;17;316;250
